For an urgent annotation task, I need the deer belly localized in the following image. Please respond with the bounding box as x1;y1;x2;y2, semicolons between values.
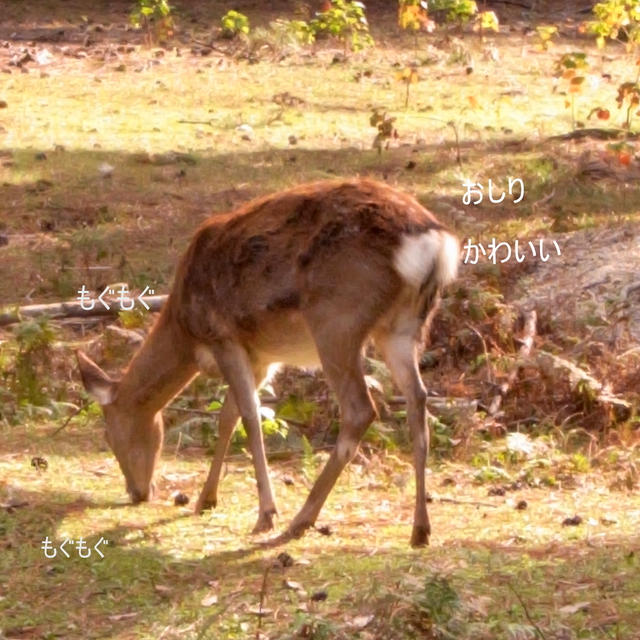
248;310;321;368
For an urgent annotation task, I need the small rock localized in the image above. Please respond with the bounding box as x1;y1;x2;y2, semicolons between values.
35;49;54;65
311;590;328;602
562;515;583;527
515;500;528;510
488;486;506;496
98;162;114;177
316;525;332;536
277;552;294;568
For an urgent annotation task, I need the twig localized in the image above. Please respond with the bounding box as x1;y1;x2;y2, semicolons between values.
166;406;220;417
465;322;493;385
547;128;636;142
266;108;285;126
437;497;499;508
488;310;536;417
257;564;271;639
507;583;547;639
189;37;229;55
177;119;215;127
447;120;462;166
50;402;89;437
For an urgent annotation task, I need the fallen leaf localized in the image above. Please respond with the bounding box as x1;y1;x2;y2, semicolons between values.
350;614;374;629
200;593;218;607
559;601;590;615
108;613;138;621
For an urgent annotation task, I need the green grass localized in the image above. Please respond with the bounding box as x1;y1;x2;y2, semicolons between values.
1;2;640;638
1;422;639;639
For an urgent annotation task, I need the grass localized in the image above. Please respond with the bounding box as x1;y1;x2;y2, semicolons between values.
1;1;640;638
1;421;639;639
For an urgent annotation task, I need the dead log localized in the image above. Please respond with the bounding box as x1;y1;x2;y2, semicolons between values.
536;351;631;421
0;295;168;326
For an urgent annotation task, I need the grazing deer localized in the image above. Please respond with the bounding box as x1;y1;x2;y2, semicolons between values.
77;178;459;546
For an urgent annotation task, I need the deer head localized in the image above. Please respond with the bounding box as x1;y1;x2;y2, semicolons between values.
76;350;163;503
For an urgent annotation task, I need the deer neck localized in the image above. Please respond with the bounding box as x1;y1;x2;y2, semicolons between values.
116;308;199;413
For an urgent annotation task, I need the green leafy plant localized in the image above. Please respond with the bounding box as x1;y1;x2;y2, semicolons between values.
270;18;316;45
221;9;250;39
396;65;419;108
398;1;434;52
310;0;374;55
554;51;590;129
398;0;429;30
474;9;499;35
11;317;56;405
535;24;558;50
301;434;317;483
430;0;478;26
129;0;174;46
584;0;640;50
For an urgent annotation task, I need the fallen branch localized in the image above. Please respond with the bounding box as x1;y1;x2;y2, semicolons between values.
536;350;631;421
436;497;499;508
488;310;537;417
507;583;547;640
547;128;636;142
0;295;168;326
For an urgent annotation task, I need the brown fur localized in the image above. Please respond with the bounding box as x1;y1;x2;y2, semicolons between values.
169;178;443;348
77;178;458;546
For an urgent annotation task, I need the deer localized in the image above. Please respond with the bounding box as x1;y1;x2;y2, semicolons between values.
76;178;459;547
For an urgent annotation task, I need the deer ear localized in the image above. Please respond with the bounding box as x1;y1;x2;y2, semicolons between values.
76;350;116;406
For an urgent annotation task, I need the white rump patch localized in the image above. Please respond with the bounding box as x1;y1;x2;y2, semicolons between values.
437;231;460;286
393;230;459;289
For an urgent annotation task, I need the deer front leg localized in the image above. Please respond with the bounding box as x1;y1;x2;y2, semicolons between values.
195;391;240;514
208;342;277;533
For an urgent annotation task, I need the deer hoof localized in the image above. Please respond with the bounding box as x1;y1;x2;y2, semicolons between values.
194;497;217;514
410;525;430;548
252;509;276;534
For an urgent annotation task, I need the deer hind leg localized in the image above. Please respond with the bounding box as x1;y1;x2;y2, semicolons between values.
283;331;376;540
195;391;240;514
204;341;277;533
374;324;430;547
